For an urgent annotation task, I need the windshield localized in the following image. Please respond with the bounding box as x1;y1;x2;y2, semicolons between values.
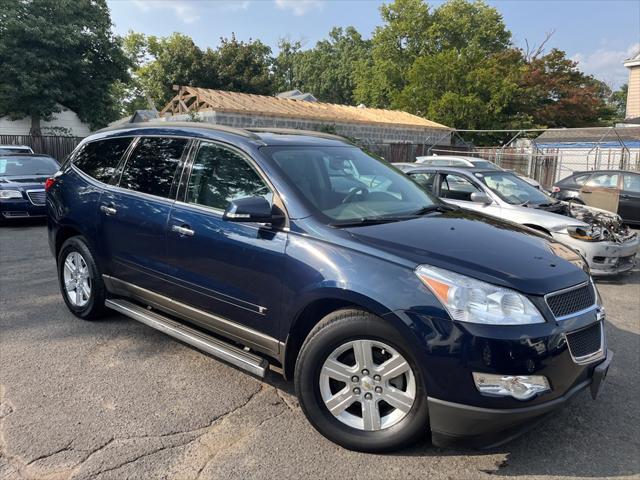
471;160;500;169
262;145;439;224
477;171;552;205
0;156;59;176
0;147;31;155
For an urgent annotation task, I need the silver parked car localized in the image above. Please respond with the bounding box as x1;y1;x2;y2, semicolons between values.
415;155;547;192
397;164;639;276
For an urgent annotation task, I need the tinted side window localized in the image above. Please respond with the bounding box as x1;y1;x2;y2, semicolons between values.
119;137;187;198
73;138;132;183
623;174;640;193
586;173;619;188
410;172;436;191
572;174;590;185
439;174;480;201
186;143;271;210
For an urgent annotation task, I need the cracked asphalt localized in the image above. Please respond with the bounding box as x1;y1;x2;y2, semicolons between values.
1;221;639;480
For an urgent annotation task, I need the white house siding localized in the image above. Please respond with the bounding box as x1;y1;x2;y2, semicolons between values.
0;105;90;137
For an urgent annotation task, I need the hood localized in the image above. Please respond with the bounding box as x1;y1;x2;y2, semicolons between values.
0;175;49;188
503;203;587;232
345;210;588;295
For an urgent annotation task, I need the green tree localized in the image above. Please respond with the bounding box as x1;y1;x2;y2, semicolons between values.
135;33;209;109
127;33;274;110
354;0;512;111
609;84;628;121
0;0;129;134
210;35;274;94
273;38;303;93
354;0;432;108
293;27;371;104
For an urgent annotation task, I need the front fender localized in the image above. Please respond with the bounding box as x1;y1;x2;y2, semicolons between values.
280;233;446;374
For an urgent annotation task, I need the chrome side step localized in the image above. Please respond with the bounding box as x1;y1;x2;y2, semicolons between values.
105;299;269;378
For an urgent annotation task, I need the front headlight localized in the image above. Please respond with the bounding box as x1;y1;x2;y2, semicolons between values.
0;190;23;199
567;225;602;242
415;265;545;325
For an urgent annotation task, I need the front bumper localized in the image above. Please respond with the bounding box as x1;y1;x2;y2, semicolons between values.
0;198;46;219
553;233;639;276
429;349;613;448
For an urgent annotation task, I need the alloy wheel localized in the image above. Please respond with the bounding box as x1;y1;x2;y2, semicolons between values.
62;251;92;307
319;339;416;431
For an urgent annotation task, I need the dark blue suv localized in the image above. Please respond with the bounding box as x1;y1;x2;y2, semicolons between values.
47;123;612;452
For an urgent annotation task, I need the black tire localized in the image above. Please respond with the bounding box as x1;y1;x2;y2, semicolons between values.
294;309;429;452
57;236;107;320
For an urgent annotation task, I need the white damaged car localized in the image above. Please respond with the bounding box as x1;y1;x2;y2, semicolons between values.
397;165;639;276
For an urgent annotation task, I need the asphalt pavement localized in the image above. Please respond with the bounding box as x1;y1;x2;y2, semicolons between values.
1;221;638;480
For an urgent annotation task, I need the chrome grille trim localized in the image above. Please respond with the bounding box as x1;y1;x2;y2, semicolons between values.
26;189;46;206
544;281;597;320
564;321;605;365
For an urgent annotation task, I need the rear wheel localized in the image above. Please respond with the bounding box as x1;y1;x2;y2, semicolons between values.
295;309;429;452
57;237;107;320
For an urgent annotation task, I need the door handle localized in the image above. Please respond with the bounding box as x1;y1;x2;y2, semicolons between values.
620;194;629;199
100;205;117;216
171;224;195;237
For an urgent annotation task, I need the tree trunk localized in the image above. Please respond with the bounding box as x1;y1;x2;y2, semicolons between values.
30;113;42;136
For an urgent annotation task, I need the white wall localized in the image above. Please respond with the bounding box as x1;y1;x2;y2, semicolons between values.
0;104;90;137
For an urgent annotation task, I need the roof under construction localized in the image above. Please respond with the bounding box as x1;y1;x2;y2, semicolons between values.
160;86;450;131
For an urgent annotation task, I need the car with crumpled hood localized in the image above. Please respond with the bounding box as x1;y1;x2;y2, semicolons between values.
398;164;639;276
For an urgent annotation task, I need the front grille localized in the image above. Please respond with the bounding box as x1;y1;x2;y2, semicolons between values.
26;189;46;206
546;282;595;319
566;322;603;363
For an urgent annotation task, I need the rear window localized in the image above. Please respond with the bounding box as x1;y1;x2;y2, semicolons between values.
0;147;33;155
0;156;58;176
73;138;132;183
119;137;188;199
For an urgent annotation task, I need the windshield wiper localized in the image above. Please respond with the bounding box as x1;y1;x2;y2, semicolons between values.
411;204;457;216
330;217;406;228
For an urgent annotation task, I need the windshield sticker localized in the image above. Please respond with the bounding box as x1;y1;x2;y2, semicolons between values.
0;159;6;174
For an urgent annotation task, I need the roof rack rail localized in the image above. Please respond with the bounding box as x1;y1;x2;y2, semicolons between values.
96;121;260;140
245;127;350;143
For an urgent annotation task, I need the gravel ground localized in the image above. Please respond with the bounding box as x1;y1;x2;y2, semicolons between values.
1;221;638;480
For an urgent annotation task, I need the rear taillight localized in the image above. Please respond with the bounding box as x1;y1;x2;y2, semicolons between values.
45;177;56;192
552;186;560;193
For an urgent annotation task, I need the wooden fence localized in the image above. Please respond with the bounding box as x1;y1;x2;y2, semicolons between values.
0;135;84;161
367;143;471;163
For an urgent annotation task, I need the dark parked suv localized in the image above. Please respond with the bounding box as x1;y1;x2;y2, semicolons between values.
47;123;612;452
552;170;640;226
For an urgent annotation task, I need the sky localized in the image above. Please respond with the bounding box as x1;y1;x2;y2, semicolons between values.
107;0;640;89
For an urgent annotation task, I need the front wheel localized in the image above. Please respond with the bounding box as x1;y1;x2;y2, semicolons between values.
295;309;429;452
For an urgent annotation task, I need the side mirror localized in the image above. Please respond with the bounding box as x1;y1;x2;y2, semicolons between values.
223;196;273;222
470;192;493;205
